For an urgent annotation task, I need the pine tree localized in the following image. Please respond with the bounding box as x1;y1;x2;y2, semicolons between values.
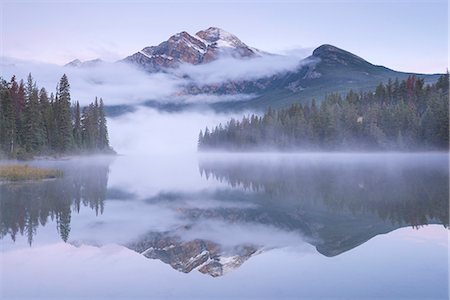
73;101;82;149
0;80;16;155
9;77;26;148
198;130;204;149
56;74;73;152
39;88;52;149
24;74;44;152
98;98;109;150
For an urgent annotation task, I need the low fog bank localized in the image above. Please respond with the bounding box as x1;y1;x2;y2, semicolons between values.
107;106;249;155
198;151;449;163
174;54;312;84
1;53;311;107
1;57;181;106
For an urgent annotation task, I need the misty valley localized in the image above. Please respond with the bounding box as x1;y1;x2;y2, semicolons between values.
1;10;449;299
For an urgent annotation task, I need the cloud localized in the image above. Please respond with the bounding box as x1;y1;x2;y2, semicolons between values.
180;219;310;249
168;93;256;104
276;46;315;58
1;53;314;106
108;106;249;155
174;54;311;85
1;57;183;106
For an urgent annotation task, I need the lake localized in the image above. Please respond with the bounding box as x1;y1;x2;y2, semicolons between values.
1;153;448;299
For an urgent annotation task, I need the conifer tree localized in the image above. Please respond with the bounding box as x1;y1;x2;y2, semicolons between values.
56;74;73;152
0;80;16;154
9;77;26;147
39;88;52;149
24;74;44;152
98;98;109;150
73;101;82;149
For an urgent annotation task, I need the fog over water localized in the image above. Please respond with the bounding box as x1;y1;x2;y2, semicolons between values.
1;149;448;299
1;58;449;300
107;106;248;155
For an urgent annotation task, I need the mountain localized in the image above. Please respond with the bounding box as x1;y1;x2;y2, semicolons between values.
124;28;441;110
65;58;104;68
63;27;443;113
128;232;259;277
122;27;263;72
205;44;442;110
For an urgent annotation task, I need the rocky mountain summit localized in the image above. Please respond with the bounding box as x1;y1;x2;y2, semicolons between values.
63;27;441;111
65;58;104;68
122;27;262;71
128;231;260;277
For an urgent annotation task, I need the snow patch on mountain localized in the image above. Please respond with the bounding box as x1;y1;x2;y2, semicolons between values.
122;27;264;71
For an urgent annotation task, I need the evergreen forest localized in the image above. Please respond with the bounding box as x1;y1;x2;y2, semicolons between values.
0;74;113;159
198;74;449;151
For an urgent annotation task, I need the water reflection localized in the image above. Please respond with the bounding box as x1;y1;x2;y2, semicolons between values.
198;153;449;256
0;157;111;245
127;153;449;276
0;153;448;278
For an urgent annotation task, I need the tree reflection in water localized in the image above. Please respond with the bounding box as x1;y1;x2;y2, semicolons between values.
0;158;111;245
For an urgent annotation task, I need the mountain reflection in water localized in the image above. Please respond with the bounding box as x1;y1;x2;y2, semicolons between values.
198;154;449;258
1;153;448;277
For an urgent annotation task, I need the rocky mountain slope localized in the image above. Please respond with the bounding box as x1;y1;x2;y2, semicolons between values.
65;58;104;68
122;27;263;72
205;44;441;110
66;27;443;112
128;231;260;277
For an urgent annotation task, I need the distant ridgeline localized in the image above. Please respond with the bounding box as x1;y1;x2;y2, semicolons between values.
198;74;449;151
0;74;114;159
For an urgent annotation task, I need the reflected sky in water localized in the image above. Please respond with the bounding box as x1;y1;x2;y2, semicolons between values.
0;153;448;299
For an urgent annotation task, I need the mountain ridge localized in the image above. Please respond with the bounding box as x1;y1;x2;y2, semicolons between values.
64;27;443;112
121;27;263;72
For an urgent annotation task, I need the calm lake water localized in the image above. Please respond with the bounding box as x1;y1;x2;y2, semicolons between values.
1;153;448;299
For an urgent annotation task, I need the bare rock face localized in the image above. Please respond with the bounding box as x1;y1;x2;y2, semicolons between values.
195;27;257;62
122;27;261;71
65;58;104;68
128;232;260;277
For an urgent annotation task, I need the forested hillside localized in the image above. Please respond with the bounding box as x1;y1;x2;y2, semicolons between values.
199;74;449;151
0;74;113;159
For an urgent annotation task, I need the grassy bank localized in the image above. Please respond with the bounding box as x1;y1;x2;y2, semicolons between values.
0;165;63;181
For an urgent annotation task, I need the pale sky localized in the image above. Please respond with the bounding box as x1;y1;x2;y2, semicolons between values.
1;0;448;73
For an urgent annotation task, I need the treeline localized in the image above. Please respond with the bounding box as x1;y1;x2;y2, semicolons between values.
199;74;449;151
0;74;113;159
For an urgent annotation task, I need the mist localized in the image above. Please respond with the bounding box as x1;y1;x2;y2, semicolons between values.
107;106;249;155
1;52;310;107
1;57;182;106
174;54;314;85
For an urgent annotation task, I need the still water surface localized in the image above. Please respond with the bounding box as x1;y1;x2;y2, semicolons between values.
1;153;448;299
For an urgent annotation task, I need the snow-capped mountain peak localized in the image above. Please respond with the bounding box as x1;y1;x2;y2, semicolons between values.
64;58;103;68
195;27;242;47
122;27;264;71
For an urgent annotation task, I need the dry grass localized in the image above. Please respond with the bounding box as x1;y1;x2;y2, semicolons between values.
0;165;63;181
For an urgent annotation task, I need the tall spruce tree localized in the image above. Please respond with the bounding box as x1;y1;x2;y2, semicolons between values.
0;80;16;155
9;77;26;148
73;101;82;149
98;98;109;150
24;74;44;152
39;88;52;149
56;74;73;152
